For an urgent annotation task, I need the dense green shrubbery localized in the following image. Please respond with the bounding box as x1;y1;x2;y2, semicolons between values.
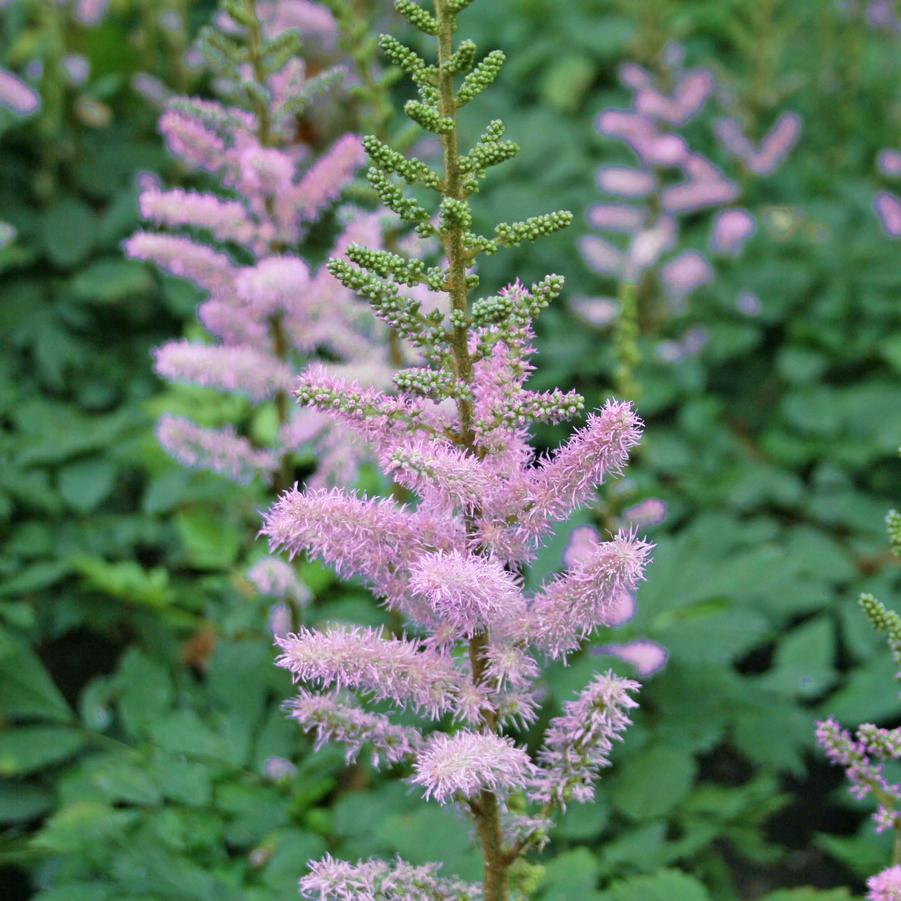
0;1;899;898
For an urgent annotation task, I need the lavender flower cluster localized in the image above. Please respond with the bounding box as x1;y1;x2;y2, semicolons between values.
817;505;901;899
576;44;801;370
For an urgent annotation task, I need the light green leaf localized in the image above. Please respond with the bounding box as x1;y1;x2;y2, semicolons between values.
57;458;117;513
599;869;712;901
0;726;84;776
610;745;697;820
40;198;97;268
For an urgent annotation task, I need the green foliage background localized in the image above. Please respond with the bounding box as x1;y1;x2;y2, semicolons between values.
0;1;899;898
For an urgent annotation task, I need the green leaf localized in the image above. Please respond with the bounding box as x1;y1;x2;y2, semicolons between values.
115;649;174;737
539;54;596;112
0;560;70;597
40;198;97;268
759;890;854;901
756;615;836;698
34;801;138;853
814;831;891;880
0;726;84;776
539;847;601;899
175;510;242;570
0;629;72;722
0;780;53;823
381;806;481;878
142;469;191;515
599;869;712;901
57;458;117;513
33;883;118;901
71;556;174;608
610;745;697;820
71;258;154;303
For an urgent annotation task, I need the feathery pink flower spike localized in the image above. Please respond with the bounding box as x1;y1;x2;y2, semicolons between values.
259;63;651;901
127;2;396;492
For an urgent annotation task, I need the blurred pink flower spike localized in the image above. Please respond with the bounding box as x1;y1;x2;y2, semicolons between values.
737;291;762;317
623;498;667;527
660;251;713;304
596;640;668;677
634;68;714;126
569;296;618;328
715;112;802;176
710;208;756;256
578;235;623;276
874;192;901;237
0;68;40;117
596;166;656;198
74;0;109;26
586;204;647;232
877;149;901;178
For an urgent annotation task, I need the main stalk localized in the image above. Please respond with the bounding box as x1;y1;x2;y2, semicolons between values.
434;2;506;897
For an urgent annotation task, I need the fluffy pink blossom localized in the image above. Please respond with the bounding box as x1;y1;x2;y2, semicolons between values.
159;108;230;174
628;130;688;168
409;551;526;638
288;691;422;766
530;672;639;807
816;716;901;818
261;487;462;605
294;134;365;221
235;256;311;316
868;866;901;901
299;855;481;901
412;731;534;803
156;415;276;483
522;400;643;538
383;438;493;510
197;299;268;348
153;340;293;401
276;626;463;718
139;187;256;246
124;232;235;293
531;531;653;657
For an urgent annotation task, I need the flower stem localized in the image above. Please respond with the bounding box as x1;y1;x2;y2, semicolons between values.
434;2;506;896
244;0;294;493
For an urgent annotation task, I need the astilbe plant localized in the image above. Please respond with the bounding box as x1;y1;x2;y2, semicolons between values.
816;488;901;901
259;2;652;897
577;44;800;398
125;0;398;497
